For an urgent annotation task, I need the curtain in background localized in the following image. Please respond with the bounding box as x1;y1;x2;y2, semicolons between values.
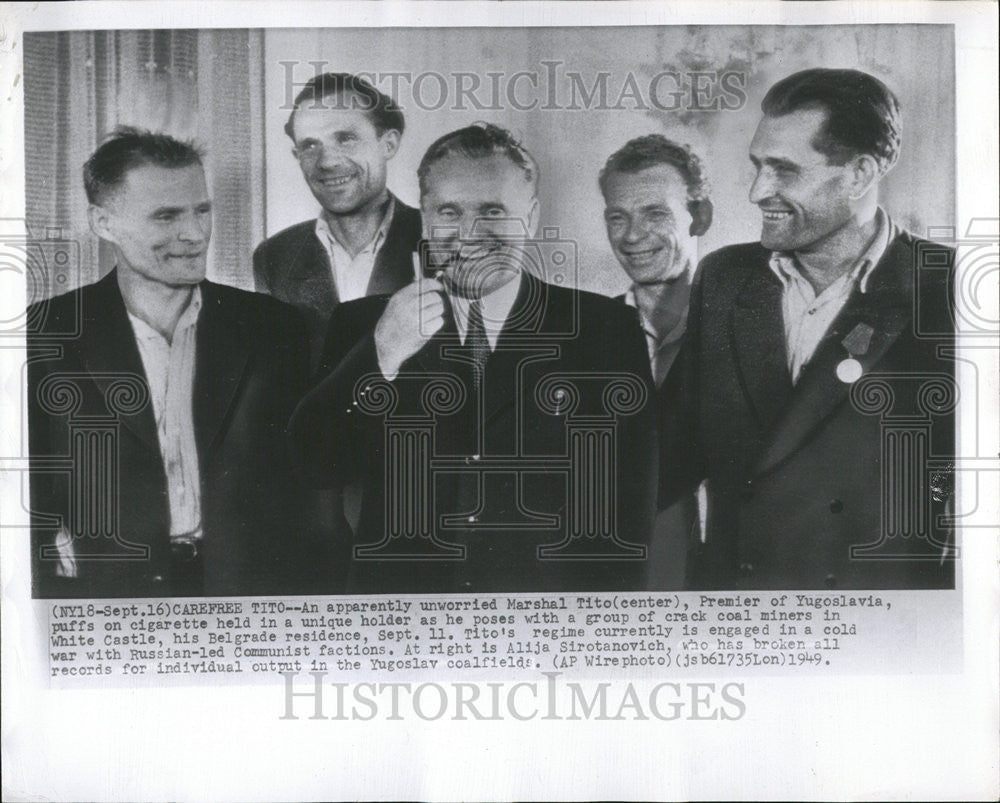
24;30;265;292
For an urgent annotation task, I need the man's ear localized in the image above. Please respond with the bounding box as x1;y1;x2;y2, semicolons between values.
687;198;713;237
87;204;114;242
526;197;541;239
849;154;879;200
380;129;401;161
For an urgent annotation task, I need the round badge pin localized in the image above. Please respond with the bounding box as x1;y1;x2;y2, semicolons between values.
836;358;863;384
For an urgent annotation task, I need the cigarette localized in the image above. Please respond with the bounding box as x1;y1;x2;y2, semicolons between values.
412;250;444;281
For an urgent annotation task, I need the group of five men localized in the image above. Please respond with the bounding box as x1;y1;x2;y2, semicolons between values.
28;67;955;597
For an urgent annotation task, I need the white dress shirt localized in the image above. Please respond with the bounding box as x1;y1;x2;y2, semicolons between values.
315;196;395;303
449;272;522;350
623;287;689;388
126;288;203;542
769;208;894;383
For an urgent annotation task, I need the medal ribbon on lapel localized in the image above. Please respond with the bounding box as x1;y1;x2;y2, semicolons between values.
836;322;875;384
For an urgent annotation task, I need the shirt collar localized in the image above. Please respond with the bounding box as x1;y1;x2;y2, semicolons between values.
315;194;395;257
624;286;689;346
450;272;523;347
126;285;203;342
769;207;895;295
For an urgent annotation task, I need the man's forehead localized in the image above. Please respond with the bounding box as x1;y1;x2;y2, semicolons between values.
751;107;829;156
292;95;376;135
113;163;209;206
423;153;532;196
604;163;688;203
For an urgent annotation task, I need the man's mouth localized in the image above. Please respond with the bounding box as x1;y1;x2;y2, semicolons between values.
760;207;794;222
458;242;505;262
622;246;663;263
318;172;358;188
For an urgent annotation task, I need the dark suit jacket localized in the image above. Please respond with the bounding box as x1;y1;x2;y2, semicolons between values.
614;292;697;591
28;271;329;598
290;273;659;593
252;196;422;368
662;231;956;590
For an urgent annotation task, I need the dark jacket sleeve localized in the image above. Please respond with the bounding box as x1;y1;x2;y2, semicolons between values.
608;302;659;556
28;328;63;596
288;300;386;488
26;298;81;597
252;240;270;295
658;260;708;507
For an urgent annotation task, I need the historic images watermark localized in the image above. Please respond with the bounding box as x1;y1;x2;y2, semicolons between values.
278;62;749;113
280;671;747;721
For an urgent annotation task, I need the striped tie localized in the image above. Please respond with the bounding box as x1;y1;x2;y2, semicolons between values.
465;299;490;391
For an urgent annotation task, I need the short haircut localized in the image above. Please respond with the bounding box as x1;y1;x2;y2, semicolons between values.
761;68;902;175
284;72;405;141
598;134;709;203
417;123;538;196
83;126;203;205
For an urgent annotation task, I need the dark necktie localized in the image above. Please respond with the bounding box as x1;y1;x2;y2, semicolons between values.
465;299;490;391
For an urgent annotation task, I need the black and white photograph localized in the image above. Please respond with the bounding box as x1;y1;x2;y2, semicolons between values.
1;2;997;801
23;23;960;596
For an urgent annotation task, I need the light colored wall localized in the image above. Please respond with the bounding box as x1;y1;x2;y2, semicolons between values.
262;26;954;296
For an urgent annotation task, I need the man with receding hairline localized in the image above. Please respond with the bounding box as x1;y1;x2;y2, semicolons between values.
28;127;329;597
600;134;714;589
661;68;956;590
291;123;658;594
253;72;421;369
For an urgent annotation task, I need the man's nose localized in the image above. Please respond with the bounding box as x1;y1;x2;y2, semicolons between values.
468;216;526;242
622;217;647;244
316;143;349;169
177;212;210;243
749;169;773;204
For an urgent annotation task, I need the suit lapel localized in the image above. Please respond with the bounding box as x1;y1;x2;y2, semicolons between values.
193;282;251;457
287;228;339;309
412;291;459;374
80;271;160;453
411;273;544;428
730;264;794;431
367;197;420;296
483;273;547;427
754;236;913;476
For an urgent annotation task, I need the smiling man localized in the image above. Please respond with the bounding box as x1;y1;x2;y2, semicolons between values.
253;73;421;368
661;69;956;590
291;123;658;593
28;127;327;597
601;136;712;387
600;135;713;589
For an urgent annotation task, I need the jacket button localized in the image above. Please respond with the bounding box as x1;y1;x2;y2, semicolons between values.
742;480;754;502
829;499;843;513
151;575;164;583
825;573;837;588
738;562;754;577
